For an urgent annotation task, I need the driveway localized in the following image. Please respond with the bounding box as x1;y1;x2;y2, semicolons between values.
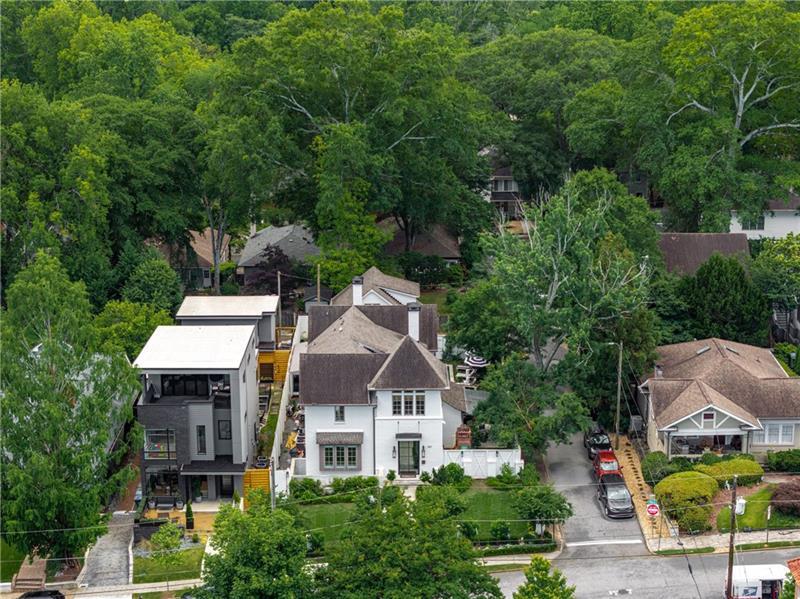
80;512;133;587
546;433;646;559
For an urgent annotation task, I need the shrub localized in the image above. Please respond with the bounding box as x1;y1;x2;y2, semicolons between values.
654;471;717;512
519;464;540;486
398;252;451;287
290;478;324;500
640;451;694;486
491;521;511;541
694;459;764;487
330;476;379;495
513;485;573;525
419;471;431;483
232;490;241;505
477;542;557;557
459;521;478;541
430;463;472;493
772;480;800;517
677;506;713;534
699;452;722;466
417;485;468;516
767;450;800;473
386;469;396;482
654;471;717;534
306;531;324;555
221;281;239;296
185;501;194;530
191;533;200;544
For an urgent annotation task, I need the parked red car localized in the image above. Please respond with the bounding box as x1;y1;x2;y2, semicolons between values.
592;449;621;479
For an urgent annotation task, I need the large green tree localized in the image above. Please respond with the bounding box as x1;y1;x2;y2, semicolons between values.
680;254;770;346
214;1;494;256
751;233;800;309
95;300;173;359
122;257;183;315
200;492;311;599
316;486;502;599
1;253;141;561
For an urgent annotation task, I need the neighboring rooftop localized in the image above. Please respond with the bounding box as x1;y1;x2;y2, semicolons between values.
331;266;420;306
238;224;319;267
658;233;750;275
176;295;278;318
644;338;800;428
134;325;254;370
380;220;461;260
152;227;230;268
766;191;800;211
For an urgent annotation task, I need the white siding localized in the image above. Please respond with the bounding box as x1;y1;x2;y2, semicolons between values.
188;403;215;461
730;211;800;239
362;290;392;306
374;390;444;477
384;289;419;305
442;402;462;449
304;404;375;483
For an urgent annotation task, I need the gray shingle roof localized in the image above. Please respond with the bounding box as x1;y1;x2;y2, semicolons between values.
331;267;420;306
238;224;319;267
301;304;449;405
308;304;438;352
645;338;800;427
658;233;749;275
369;336;448;390
316;432;364;444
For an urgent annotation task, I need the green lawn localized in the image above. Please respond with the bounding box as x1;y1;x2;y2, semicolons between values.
298;502;357;547
0;538;26;582
420;289;451;315
133;546;205;584
717;486;800;532
461;487;527;542
260;412;279;456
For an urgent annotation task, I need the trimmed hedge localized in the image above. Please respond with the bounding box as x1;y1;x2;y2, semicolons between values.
477;542;557;557
654;471;717;533
766;449;800;473
694;459;764;487
485;464;539;490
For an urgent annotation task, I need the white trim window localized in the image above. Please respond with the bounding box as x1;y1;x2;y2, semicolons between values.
752;423;795;446
391;390;425;416
322;445;358;469
334;406;345;422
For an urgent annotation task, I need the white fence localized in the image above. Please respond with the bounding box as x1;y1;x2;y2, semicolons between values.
443;448;523;479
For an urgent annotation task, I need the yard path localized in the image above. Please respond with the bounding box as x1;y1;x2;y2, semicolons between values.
79;512;133;588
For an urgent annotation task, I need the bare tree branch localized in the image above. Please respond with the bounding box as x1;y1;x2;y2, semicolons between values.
740;122;800;147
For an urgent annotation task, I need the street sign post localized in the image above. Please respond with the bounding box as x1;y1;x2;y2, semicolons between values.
646;502;660;517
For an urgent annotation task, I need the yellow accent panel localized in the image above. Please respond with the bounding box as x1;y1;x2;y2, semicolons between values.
243;467;271;507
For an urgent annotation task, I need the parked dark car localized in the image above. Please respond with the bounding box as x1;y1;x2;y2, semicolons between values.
585;430;612;459
596;473;635;519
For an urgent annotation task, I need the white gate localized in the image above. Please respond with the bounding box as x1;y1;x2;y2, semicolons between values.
443;448;523;478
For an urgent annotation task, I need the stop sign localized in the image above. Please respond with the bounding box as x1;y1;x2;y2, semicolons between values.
646;503;660;517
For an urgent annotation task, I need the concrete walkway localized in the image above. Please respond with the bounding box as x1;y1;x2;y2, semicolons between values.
79;513;134;588
647;525;800;552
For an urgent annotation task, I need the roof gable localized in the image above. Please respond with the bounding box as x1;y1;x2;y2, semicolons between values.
369;336;448;390
658;233;749;275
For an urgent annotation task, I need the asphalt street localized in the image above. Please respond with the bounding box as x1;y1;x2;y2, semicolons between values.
494;435;800;597
496;548;800;598
547;433;646;559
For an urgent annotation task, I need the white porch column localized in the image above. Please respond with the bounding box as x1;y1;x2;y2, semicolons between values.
741;433;748;454
665;432;671;460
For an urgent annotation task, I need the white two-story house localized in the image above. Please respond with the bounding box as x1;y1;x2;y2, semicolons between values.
134;325;258;503
300;302;470;482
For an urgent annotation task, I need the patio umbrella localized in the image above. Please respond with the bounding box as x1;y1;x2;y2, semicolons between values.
464;351;489;369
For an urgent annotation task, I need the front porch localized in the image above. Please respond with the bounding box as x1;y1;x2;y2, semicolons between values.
664;431;748;460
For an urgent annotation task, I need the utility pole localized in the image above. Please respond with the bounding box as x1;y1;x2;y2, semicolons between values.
725;475;738;599
277;270;282;330
614;340;623;450
269;457;277;511
316;263;321;304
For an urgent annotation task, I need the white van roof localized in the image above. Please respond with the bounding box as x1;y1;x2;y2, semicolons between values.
732;564;789;584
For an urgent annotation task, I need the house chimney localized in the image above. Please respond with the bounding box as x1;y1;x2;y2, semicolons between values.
655;364;663;378
352;276;364;306
407;302;421;341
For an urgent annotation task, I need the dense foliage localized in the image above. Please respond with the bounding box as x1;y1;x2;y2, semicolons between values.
0;253;141;560
767;450;800;473
772;480;800;518
694;458;764;488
